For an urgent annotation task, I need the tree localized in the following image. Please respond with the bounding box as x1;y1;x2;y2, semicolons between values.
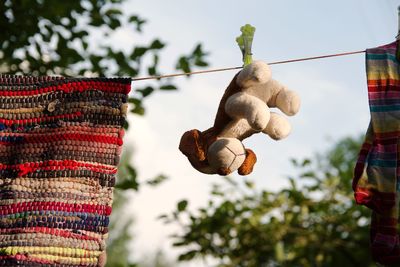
106;148;137;267
0;1;208;266
0;0;208;117
106;148;171;267
163;136;373;267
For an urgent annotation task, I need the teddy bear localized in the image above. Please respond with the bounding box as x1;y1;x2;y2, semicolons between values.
179;60;300;176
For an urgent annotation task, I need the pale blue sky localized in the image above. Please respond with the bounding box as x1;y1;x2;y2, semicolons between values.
113;0;400;264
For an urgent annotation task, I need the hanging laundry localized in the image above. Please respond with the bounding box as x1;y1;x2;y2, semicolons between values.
353;41;400;265
0;75;131;267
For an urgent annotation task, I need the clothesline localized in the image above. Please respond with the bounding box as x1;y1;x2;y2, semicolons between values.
132;50;366;81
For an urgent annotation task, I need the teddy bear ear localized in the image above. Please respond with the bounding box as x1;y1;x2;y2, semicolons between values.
179;129;206;161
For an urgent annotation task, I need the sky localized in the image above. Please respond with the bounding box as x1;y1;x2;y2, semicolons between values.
110;0;400;265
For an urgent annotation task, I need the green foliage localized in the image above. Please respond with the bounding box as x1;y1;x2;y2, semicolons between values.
106;149;137;267
236;24;256;66
163;136;373;267
176;44;209;74
115;149;169;192
106;191;137;267
107;149;171;267
137;251;175;267
0;0;209;116
177;199;188;212
115;165;139;191
146;175;168;186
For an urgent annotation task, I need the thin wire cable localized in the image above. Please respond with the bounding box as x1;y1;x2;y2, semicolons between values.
132;50;366;81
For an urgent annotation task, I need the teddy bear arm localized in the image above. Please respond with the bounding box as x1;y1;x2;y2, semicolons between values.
262;112;292;140
268;80;300;116
225;92;271;131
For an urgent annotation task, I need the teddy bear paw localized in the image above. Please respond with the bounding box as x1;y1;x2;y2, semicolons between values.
263;113;291;140
249;109;270;131
276;89;301;116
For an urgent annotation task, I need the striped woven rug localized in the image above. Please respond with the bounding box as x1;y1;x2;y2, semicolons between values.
0;75;131;266
353;41;400;264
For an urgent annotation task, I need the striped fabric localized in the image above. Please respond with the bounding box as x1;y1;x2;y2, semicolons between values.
0;75;131;266
353;41;400;264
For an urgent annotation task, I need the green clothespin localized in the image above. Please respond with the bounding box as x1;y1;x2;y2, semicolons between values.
236;24;256;66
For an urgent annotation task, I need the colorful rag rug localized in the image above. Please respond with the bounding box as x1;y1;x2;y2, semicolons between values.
353;41;400;264
0;75;131;266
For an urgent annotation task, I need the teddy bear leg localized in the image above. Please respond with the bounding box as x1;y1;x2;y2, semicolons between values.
236;61;272;88
225;92;271;131
275;87;301;116
262;112;292;140
238;148;257;175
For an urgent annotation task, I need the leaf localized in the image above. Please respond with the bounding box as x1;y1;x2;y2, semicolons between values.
128;15;146;32
300;171;317;178
178;250;197;261
115;165;139;191
172;240;190;247
302;159;311;166
222;176;237;186
150;39;165;50
147;66;156;75
176;57;190;73
126;165;137;178
146;174;168;186
156;214;168;220
290;158;298;166
105;8;123;16
128;15;140;23
289;178;296;189
274;241;285;263
130;47;148;60
194;58;208;67
73;30;88;39
211;190;224;197
130;105;145;116
82;41;88;50
159;84;177;91
123;120;129;130
137;86;154;97
192;44;204;56
244;180;254;189
173;44;209;77
128;97;141;105
177;200;188;212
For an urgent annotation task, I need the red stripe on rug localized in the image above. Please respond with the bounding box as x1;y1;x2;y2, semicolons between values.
0;81;130;96
0;112;82;126
0;202;112;216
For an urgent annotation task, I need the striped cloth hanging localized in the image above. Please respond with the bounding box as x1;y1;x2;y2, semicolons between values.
0;75;131;266
353;41;400;265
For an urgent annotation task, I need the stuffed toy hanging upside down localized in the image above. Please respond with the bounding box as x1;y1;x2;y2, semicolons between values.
179;60;301;176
